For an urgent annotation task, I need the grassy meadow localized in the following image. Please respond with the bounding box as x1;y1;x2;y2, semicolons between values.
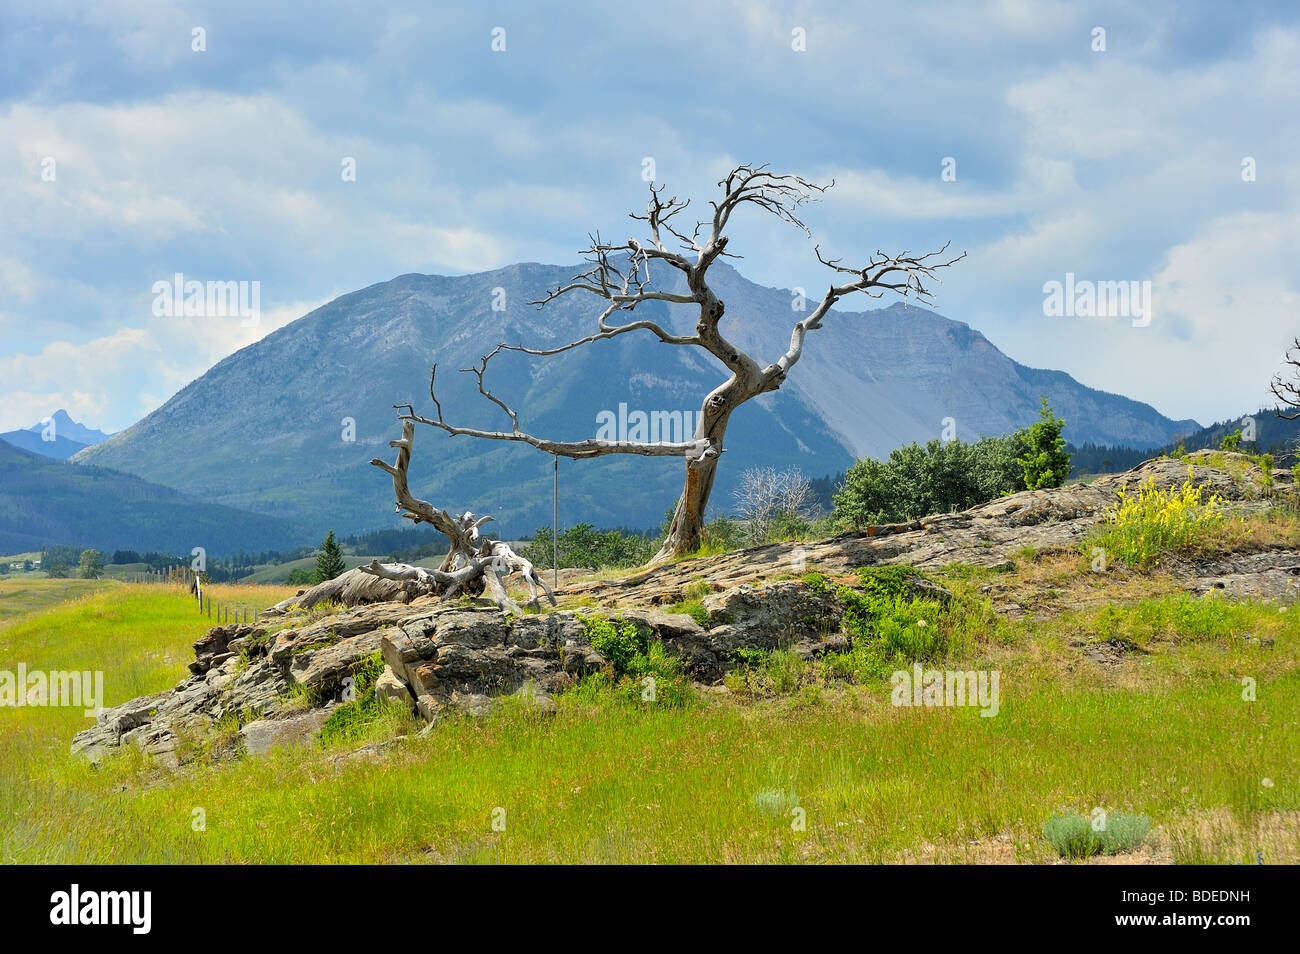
0;554;1296;864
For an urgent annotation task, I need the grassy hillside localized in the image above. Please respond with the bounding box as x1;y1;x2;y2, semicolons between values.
1;565;1294;863
0;440;311;556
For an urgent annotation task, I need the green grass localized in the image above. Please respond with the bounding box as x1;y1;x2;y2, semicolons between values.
0;579;111;624
1;577;1296;863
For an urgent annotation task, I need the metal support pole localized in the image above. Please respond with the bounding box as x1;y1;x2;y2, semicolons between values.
553;453;559;591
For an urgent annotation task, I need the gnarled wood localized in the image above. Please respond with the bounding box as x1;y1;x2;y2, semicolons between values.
357;426;555;613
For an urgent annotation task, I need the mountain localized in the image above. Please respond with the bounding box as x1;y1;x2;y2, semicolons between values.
73;263;1199;538
1;409;114;461
0;440;310;555
683;266;1201;458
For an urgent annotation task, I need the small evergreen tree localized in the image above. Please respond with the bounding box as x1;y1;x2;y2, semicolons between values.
1017;397;1072;490
311;530;346;584
45;560;70;579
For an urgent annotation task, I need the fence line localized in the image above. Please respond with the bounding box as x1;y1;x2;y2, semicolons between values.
129;563;260;626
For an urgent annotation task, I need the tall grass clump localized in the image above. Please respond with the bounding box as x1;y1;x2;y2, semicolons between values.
319;651;411;746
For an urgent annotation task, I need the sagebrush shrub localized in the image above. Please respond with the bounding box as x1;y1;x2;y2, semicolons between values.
1043;812;1151;859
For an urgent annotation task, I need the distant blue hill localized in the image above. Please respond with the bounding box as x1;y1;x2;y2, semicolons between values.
0;439;310;555
0;409;114;461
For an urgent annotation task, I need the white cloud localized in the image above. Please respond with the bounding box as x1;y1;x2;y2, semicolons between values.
1;1;1298;437
0;297;330;431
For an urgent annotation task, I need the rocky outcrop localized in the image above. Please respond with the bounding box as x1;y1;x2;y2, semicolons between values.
563;451;1293;607
71;451;1293;765
74;569;893;764
1183;549;1300;602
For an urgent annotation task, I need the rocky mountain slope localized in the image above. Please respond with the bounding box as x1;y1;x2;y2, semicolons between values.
73;263;1198;539
74;451;1290;764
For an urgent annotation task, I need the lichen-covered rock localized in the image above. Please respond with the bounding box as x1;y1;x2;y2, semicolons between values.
190;623;258;675
241;710;331;756
373;665;411;708
381;608;595;720
1183;550;1300;602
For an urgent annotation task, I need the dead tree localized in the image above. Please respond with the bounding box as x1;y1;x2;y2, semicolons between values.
357;421;555;613
1272;337;1300;420
399;164;963;564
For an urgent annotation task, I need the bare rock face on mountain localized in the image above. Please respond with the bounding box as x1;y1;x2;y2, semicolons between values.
72;451;1292;765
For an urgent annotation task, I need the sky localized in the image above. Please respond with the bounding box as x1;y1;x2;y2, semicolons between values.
1;0;1298;434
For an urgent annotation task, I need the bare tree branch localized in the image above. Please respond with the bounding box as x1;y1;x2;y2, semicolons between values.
1272;336;1300;420
759;242;967;390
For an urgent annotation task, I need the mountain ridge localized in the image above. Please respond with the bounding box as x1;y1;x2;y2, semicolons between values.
72;262;1200;539
0;439;310;555
1;409;114;461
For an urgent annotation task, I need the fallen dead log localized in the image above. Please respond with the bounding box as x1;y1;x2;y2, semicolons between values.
263;421;557;617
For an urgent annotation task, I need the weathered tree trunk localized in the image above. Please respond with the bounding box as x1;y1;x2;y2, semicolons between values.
652;400;735;564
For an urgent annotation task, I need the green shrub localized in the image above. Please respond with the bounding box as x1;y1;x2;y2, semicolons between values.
668;598;711;629
584;616;650;676
576;617;691;707
1087;471;1224;569
1043;812;1151;859
825;566;949;680
728;647;770;668
833;430;1034;528
319;652;403;746
832;399;1074;529
568;639;690;708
